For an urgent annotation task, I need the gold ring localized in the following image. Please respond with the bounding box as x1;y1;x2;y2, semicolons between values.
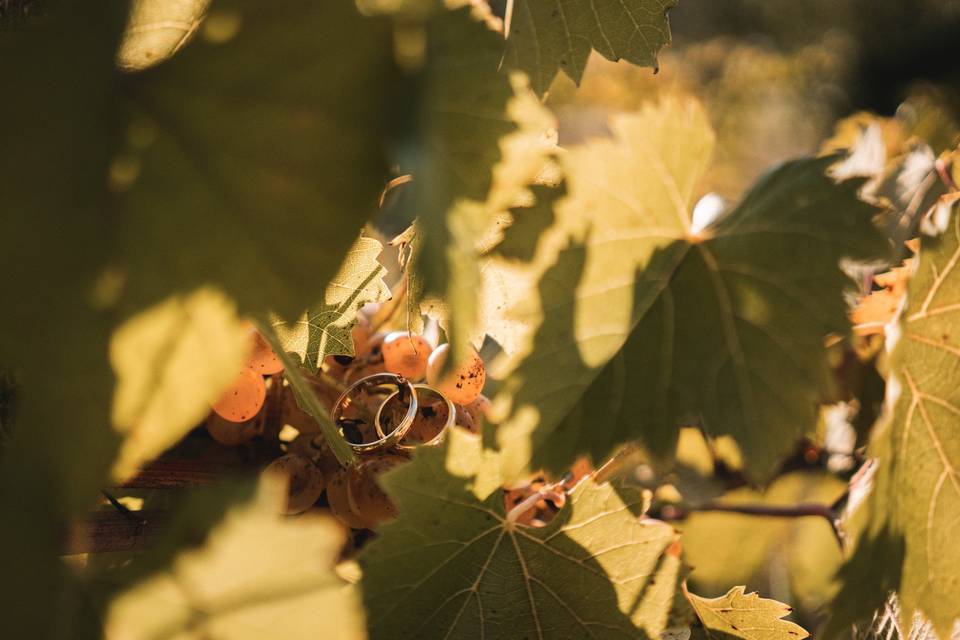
331;373;418;454
375;384;454;451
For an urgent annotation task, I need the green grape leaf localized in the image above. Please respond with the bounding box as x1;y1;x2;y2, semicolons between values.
271;237;390;372
492;98;887;480
110;287;249;480
681;472;846;615
117;0;401;319
359;428;687;639
830;202;960;638
104;480;366;640
118;0;211;70
685;585;809;639
505;0;676;95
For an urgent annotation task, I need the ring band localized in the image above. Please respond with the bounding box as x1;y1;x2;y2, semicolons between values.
331;373;418;454
375;383;455;451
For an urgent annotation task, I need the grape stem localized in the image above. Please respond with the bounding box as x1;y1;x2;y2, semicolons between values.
251;315;354;468
660;499;846;547
505;483;566;526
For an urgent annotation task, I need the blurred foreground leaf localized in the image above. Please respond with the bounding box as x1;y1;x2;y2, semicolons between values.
105;480;365;639
110;287;248;480
118;0;211;70
117;0;400;319
0;4;126;637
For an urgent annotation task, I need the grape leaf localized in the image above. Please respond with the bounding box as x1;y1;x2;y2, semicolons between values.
359;428;687;639
110;287;248;480
271;237;390;372
685;585;809;639
118;0;210;70
104;480;366;640
491;98;887;480
504;0;676;95
117;0;401;319
831;202;960;639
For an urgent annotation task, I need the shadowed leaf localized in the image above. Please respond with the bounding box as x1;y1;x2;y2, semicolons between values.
360;429;686;639
505;0;676;94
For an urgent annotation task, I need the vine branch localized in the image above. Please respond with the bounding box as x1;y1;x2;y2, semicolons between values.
660;500;845;547
251;315;354;468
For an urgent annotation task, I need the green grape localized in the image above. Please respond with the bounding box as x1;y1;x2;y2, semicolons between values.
206;412;259;446
426;344;486;404
327;467;368;530
262;454;326;515
382;331;432;380
287;433;341;478
246;328;284;375
348;453;406;529
454;394;490;435
211;367;266;422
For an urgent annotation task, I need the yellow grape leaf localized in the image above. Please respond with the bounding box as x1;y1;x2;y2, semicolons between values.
105;480;366;640
685;585;809;639
110;287;248;479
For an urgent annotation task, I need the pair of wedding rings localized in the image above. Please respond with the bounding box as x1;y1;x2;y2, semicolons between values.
331;373;455;454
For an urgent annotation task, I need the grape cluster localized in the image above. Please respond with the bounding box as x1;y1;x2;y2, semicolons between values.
201;312;492;529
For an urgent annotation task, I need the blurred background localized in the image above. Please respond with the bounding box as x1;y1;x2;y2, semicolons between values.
543;0;960;199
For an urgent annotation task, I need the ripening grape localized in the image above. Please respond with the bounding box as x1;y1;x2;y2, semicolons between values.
287;433;340;477
327;468;368;530
401;394;450;445
206;412;259;446
212;368;266;422
344;359;387;384
246;329;284;375
454;406;478;434
425;343;486;404
366;332;386;361
262;454;326;515
382;331;432;380
455;394;490;434
348;453;405;528
279;385;319;434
